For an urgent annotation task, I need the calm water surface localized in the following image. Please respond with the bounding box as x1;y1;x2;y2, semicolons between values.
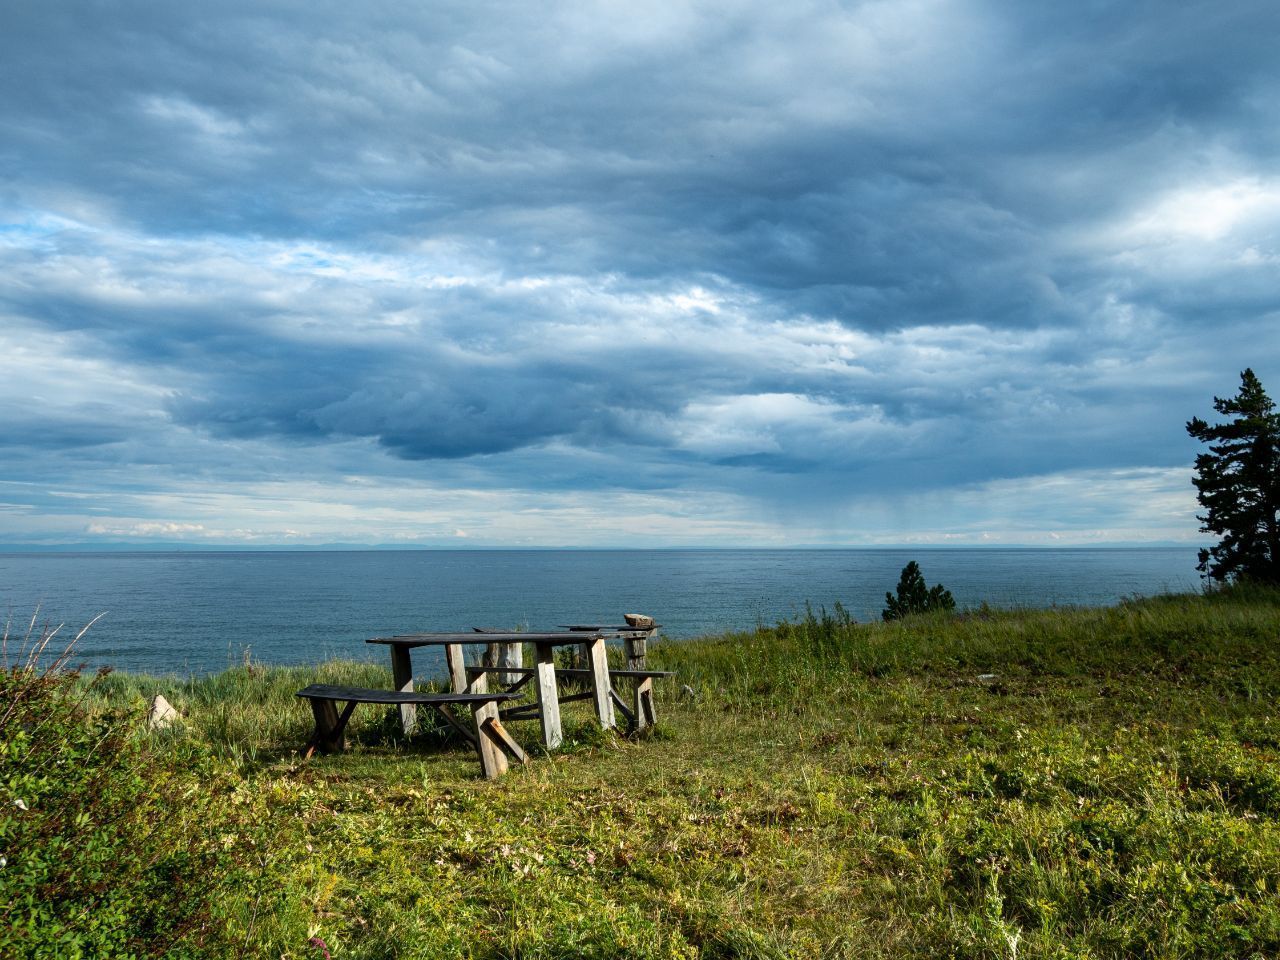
0;549;1200;676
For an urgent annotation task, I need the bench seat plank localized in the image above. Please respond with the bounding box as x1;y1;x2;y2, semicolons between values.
296;684;525;779
296;684;517;707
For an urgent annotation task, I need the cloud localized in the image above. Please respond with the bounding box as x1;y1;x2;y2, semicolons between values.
86;521;209;538
1;1;1278;544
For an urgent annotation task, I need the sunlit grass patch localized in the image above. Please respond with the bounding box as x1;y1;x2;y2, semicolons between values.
46;585;1280;958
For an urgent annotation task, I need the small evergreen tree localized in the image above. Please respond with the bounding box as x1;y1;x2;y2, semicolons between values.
883;561;956;621
1186;368;1280;584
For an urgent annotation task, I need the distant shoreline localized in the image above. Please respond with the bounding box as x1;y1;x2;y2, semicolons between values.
0;542;1205;554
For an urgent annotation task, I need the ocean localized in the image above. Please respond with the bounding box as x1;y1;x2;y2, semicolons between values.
0;548;1201;677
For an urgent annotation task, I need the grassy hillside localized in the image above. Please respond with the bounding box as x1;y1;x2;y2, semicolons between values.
6;588;1280;958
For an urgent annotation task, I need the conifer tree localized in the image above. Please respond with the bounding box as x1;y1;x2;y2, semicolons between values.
1186;368;1280;584
883;561;956;620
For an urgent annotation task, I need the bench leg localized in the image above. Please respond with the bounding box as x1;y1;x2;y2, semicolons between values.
585;636;615;730
464;667;508;778
390;645;416;736
635;676;656;729
626;630;655;729
533;642;563;750
304;698;358;755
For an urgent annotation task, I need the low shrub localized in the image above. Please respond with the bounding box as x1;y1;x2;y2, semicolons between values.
0;619;269;958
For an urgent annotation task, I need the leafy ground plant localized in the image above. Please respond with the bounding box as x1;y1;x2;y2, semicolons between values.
0;614;300;959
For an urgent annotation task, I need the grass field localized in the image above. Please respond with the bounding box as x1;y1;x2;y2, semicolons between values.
6;587;1280;958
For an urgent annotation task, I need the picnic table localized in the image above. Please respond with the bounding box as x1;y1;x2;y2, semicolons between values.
366;632;617;761
359;618;668;777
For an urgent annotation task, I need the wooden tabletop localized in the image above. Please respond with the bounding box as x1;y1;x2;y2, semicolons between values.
367;631;601;647
558;624;662;631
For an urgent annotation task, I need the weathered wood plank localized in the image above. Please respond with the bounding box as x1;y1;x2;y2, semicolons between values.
545;690;595;705
585;635;615;730
481;717;528;765
609;688;637;731
390;644;416;735
557;624;663;632
467;666;674;680
307;696;343;755
534;642;563;750
498;704;543;722
444;643;468;694
295;685;520;779
466;659;507;778
495;642;523;686
368;632;594;646
484;639;524;686
296;684;515;706
625;633;648;670
433;703;479;748
636;676;656;729
627;629;658;728
497;690;597;721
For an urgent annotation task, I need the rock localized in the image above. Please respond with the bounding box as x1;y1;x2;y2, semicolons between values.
148;694;180;730
624;613;655;629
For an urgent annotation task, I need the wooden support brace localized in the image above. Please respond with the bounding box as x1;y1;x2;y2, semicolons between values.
499;704;543;722
469;665;535;677
481;716;528;765
465;666;535;695
504;674;533;695
433;702;479;748
553;691;597;706
609;688;637;732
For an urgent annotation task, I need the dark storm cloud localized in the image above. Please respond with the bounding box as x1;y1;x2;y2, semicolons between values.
6;1;1277;293
2;1;1279;543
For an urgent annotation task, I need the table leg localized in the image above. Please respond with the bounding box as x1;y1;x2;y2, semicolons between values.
453;642;507;776
471;699;508;778
390;645;416;735
534;642;563;750
444;643;468;693
585;635;616;730
627;629;656;729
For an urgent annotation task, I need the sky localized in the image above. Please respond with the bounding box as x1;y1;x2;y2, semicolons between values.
1;0;1278;548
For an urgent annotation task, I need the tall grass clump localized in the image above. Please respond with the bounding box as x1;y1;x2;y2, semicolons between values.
0;613;287;959
658;584;1280;695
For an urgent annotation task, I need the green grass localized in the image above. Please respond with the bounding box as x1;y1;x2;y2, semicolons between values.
20;587;1280;958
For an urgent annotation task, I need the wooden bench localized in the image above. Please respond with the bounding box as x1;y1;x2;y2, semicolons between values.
464;666;675;733
296;683;527;779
